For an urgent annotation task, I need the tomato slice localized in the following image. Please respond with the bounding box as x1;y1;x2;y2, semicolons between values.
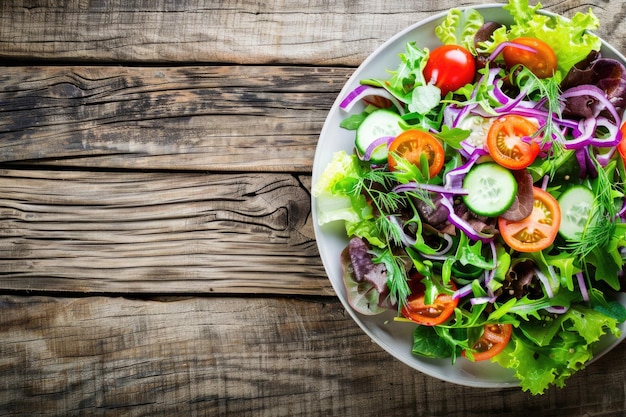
423;45;476;95
462;323;513;361
485;115;541;170
498;187;561;253
618;122;626;162
502;37;557;79
388;129;445;178
401;280;458;326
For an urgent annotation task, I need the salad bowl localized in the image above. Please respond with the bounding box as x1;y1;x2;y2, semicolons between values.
311;3;626;389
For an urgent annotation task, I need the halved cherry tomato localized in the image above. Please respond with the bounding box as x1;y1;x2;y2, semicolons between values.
498;187;561;253
423;45;476;95
462;323;513;361
502;37;557;79
618;122;626;162
485;115;541;170
388;129;445;178
401;280;458;326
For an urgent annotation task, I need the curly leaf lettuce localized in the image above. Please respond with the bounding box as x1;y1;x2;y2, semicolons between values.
313;151;367;225
435;8;485;53
492;305;621;395
313;151;386;247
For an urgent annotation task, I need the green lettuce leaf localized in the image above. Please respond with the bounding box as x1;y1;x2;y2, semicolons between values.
313;150;359;197
493;305;621;395
412;325;455;359
313;151;370;225
455;233;496;270
435;8;485;53
363;41;440;112
345;218;385;248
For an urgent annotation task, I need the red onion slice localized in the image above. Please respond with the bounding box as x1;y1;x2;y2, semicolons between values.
339;85;406;115
439;196;494;242
576;272;590;301
361;135;395;161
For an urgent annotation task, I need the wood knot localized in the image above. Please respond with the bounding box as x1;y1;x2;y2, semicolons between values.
48;82;85;99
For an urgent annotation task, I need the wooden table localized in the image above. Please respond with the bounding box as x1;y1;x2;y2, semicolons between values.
1;1;625;415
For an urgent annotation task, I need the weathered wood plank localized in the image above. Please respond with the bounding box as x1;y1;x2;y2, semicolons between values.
0;169;330;294
0;65;348;171
0;0;623;66
0;295;624;417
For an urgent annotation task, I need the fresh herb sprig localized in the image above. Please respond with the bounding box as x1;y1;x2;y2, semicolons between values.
513;67;567;178
565;157;619;259
347;158;435;306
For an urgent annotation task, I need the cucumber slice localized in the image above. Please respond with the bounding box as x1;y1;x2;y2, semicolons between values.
355;109;404;164
462;163;517;216
557;185;595;241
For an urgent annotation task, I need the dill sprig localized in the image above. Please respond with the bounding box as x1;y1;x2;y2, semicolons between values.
347;163;431;305
513;68;567;179
564;157;618;258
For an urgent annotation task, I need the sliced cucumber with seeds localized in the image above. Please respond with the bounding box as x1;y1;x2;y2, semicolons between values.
355;109;404;164
462;163;517;217
557;185;595;241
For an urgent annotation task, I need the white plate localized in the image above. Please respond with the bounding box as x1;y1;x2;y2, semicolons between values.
311;4;626;388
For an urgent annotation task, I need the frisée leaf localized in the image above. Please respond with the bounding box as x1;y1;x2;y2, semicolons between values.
435;8;485;53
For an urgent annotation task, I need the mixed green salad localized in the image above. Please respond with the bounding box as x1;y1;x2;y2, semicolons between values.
313;0;626;394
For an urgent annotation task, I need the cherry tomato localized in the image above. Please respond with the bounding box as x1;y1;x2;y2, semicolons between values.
462;323;513;361
423;45;476;95
401;280;458;326
388;129;445;178
498;187;561;253
485;115;541;170
618;122;626;162
502;37;557;79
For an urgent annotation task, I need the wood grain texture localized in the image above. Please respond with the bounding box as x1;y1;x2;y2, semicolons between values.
0;0;623;66
0;65;348;171
0;295;624;417
2;0;626;414
0;169;329;294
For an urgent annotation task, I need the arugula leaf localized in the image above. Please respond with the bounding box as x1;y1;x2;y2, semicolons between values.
455;233;496;270
434;125;470;150
339;112;368;130
362;41;443;129
543;252;579;292
482;245;511;295
362;42;428;101
497;290;579;321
